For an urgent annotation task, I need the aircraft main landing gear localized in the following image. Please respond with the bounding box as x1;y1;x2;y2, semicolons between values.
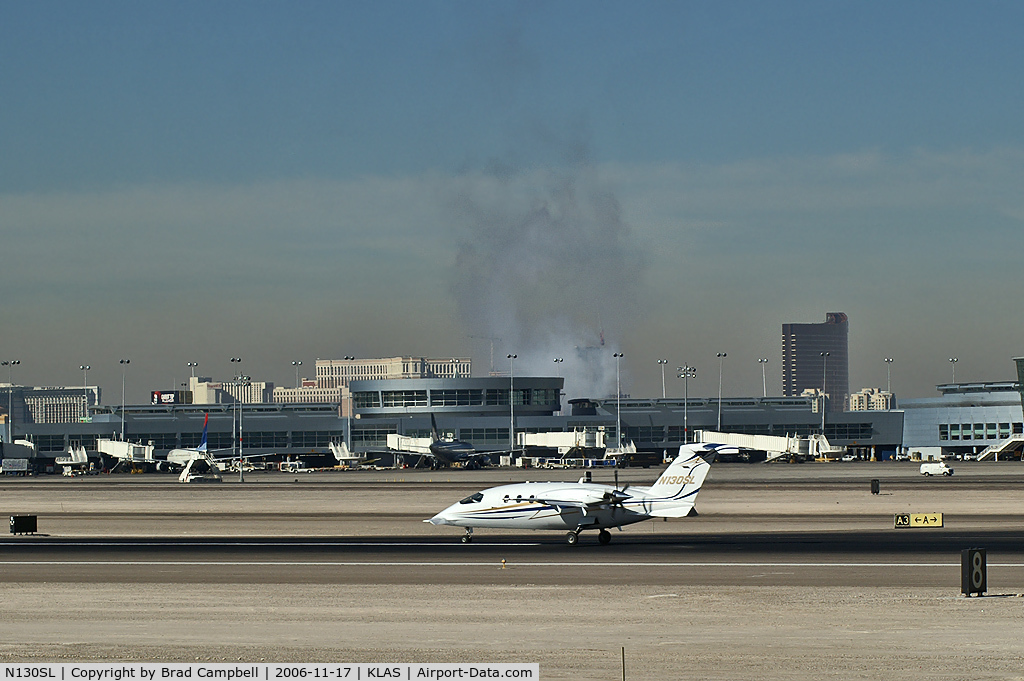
598;529;611;545
565;531;579;545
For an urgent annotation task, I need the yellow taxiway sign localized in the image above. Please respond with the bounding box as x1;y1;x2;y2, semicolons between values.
894;513;944;528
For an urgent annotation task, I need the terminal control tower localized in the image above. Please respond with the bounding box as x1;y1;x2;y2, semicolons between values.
782;312;849;412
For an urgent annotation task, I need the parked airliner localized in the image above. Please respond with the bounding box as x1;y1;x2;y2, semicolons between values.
163;412;254;481
391;414;489;469
164;413;217;468
427;413;485;467
426;442;735;545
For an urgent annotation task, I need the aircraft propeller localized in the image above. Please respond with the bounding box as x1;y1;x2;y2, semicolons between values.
605;469;630;507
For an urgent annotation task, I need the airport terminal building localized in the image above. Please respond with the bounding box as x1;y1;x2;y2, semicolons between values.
899;381;1024;458
5;375;905;470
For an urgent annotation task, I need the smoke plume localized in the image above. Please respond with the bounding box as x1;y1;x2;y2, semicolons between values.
450;157;646;402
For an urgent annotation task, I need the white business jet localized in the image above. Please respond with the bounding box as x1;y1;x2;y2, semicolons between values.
426;442;735;545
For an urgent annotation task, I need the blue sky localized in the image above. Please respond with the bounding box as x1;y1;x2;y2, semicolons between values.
2;1;1023;403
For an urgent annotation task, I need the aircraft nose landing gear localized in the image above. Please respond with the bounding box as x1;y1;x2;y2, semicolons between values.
461;528;474;543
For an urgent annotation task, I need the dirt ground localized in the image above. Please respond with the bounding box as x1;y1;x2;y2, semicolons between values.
1;584;1023;680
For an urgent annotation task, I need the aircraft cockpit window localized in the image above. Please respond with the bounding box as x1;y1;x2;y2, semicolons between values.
459;492;484;505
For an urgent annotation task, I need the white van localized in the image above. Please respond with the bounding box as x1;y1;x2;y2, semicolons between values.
920;462;954;476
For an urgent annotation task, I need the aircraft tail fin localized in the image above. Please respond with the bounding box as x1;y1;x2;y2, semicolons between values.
197;413;209;452
430;413;440;441
644;443;731;518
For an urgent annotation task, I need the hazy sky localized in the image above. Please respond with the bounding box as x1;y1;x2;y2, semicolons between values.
2;1;1023;404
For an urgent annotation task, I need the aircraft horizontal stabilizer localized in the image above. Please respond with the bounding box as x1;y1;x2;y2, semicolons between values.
646;504;697;518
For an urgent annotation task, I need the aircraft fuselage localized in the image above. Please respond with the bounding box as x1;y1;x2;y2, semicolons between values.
427;445;725;543
429;481;654;531
429;439;477;465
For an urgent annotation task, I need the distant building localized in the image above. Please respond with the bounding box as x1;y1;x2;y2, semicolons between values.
273;384;346;408
800;388;826;413
187;377;274;405
0;384;100;426
270;356;472;405
316;357;471;389
782;312;849;412
848;387;895;411
154;358;474;407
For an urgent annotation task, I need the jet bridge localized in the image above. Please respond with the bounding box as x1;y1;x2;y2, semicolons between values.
386;434;433;454
696;430;846;462
97;438;155;462
97;438;156;472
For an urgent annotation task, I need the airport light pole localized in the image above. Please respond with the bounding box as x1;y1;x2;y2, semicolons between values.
344;356;355;450
230;357;244;482
507;354;517;452
657;359;668;399
884;357;895;410
186;362;198;395
820;351;830;433
292;360;302;390
716;353;727;432
119;358;129;440
553;358;564;415
613;353;624;447
3;360;20;443
677;364;696;443
80;365;90;421
758;358;768;398
949;357;958;384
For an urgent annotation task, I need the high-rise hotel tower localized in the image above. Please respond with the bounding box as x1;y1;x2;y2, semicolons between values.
783;312;849;412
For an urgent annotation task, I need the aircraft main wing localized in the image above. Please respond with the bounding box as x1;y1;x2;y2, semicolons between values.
163;448;256;470
535;487;631;511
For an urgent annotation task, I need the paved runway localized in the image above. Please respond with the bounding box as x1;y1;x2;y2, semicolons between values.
4;529;1024;588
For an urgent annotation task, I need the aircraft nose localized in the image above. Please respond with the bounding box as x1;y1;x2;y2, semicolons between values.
426;511;452;526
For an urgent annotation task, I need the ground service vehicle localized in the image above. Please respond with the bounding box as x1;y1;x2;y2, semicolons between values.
920;462;953;476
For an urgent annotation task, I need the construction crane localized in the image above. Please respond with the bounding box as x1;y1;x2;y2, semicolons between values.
468;335;501;376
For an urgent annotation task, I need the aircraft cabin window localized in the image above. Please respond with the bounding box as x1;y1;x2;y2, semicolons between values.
459;492;484;504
